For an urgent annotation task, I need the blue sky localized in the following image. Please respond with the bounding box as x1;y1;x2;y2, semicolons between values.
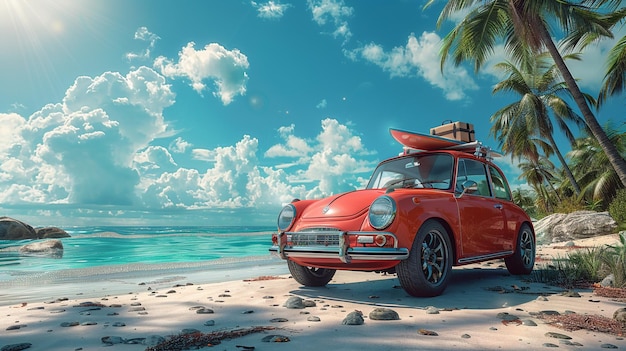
0;0;624;227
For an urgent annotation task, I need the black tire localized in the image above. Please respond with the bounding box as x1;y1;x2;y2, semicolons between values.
397;220;453;297
287;260;336;287
505;223;535;275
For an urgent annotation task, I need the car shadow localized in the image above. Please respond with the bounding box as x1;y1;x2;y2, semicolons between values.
289;265;565;311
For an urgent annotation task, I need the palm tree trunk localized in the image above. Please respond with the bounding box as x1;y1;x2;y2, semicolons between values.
538;23;626;188
546;133;581;194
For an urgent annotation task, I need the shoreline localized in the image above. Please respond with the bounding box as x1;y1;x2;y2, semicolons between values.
2;234;625;351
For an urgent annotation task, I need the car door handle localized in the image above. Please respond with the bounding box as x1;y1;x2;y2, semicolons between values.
494;204;503;210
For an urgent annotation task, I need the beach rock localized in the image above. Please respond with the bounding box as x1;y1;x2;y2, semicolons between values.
613;308;626;323
18;240;64;258
261;335;290;343
35;227;70;239
534;211;617;244
283;296;306;309
545;332;572;340
0;343;32;351
369;308;400;320
0;217;37;240
342;310;364;325
600;274;615;287
418;329;438;336
101;336;125;345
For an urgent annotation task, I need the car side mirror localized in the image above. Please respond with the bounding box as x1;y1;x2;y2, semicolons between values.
456;180;478;198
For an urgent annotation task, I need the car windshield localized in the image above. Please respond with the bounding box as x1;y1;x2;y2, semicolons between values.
366;153;454;190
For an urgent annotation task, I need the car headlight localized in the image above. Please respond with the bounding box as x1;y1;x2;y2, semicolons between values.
277;204;296;232
369;196;396;230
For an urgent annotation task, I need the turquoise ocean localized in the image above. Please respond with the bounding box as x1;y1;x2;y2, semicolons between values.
0;226;288;303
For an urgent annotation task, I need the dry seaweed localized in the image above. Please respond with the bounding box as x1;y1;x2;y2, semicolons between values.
537;313;625;336
145;326;276;351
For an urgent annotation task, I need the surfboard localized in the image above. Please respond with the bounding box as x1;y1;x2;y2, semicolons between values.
390;128;464;150
389;128;503;157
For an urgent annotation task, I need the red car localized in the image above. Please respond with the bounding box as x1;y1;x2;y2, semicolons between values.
270;134;535;297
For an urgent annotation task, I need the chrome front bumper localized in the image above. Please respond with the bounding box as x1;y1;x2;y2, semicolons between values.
269;230;409;263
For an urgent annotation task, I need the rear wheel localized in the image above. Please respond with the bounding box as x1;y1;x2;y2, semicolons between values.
397;220;452;297
505;223;535;275
287;260;336;286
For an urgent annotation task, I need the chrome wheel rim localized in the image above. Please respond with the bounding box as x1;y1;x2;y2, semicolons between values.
519;229;534;267
420;230;448;286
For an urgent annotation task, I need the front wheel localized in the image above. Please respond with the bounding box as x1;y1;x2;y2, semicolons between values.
505;223;535;275
287;260;336;286
397;220;453;297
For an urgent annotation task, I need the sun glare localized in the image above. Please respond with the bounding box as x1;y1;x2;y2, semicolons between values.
1;0;70;36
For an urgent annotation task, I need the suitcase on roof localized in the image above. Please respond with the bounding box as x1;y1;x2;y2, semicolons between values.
430;121;475;143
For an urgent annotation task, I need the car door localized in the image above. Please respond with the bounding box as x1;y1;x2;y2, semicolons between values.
455;158;509;260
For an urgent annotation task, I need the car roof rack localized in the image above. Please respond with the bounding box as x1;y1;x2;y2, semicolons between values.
401;141;502;161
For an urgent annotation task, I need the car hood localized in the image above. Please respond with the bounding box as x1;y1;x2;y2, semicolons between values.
300;189;384;220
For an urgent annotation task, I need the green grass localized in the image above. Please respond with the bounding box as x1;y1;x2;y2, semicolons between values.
530;233;626;288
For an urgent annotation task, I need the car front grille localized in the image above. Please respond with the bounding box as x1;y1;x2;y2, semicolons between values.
291;228;341;247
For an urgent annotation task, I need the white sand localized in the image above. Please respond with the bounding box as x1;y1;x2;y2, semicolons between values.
1;234;624;351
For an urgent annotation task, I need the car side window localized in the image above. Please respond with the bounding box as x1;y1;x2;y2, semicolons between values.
489;166;511;200
457;159;491;196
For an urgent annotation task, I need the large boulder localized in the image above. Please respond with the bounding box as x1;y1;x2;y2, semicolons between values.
18;239;64;258
534;211;618;244
0;217;37;240
35;226;70;239
0;217;70;240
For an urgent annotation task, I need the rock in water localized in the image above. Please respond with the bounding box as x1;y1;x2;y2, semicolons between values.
0;217;37;240
35;226;70;239
18;240;64;258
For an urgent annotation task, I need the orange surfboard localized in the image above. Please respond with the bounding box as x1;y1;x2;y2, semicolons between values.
389;128;502;157
390;128;464;150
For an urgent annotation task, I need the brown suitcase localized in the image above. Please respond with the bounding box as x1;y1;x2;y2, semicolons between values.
430;121;475;143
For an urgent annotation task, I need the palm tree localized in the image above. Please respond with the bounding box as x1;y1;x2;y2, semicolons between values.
425;0;626;188
579;0;626;106
490;52;589;194
518;156;560;213
511;187;536;216
568;123;625;207
599;33;626;105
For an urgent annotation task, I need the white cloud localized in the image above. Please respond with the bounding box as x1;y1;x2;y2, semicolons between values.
154;42;250;105
0;66;174;206
352;32;478;101
141;135;308;209
251;1;291;19
169;136;192;153
266;118;377;197
316;99;327;109
126;26;160;61
308;0;353;42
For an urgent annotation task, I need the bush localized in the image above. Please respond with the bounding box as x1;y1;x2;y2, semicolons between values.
554;196;586;214
608;189;626;226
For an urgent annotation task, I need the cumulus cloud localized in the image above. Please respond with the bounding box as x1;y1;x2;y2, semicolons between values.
266;118;376;197
352;32;479;101
0;66;174;206
169;136;192;153
154;42;250;105
308;0;353;42
126;27;160;61
251;1;291;19
141;135;308;209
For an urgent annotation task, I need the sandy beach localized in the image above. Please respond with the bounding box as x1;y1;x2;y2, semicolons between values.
2;234;625;351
